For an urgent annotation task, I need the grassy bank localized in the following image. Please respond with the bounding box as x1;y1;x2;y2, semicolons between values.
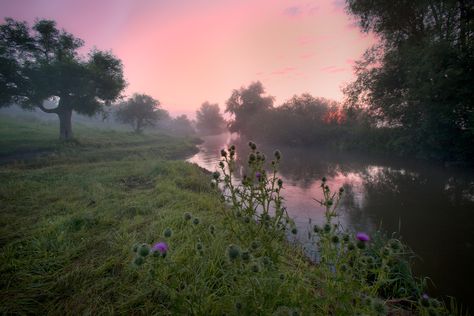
0;117;454;315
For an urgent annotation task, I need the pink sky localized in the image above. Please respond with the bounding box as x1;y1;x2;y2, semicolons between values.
0;0;376;118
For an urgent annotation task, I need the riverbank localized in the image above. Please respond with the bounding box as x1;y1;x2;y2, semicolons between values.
0;118;456;314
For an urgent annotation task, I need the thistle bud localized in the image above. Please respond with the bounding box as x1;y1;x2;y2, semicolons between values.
331;235;339;243
138;244;150;257
274;150;281;160
163;228;172;238
291;227;298;235
133;256;145;266
277;179;283;188
193;217;200;225
220;149;227;157
212;171;220;180
227;244;241;260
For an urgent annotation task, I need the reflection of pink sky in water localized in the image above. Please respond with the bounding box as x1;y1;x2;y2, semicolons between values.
187;133;376;231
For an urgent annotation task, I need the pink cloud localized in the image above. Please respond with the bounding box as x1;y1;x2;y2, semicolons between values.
321;65;346;73
300;53;315;59
272;67;297;75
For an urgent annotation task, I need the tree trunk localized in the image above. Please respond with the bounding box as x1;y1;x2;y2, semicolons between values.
58;109;73;140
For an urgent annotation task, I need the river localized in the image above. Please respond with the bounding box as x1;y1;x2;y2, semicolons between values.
187;133;474;310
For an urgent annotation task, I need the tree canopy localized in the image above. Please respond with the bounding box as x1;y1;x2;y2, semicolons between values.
116;94;166;133
343;0;474;160
195;102;226;135
0;18;126;139
225;81;274;135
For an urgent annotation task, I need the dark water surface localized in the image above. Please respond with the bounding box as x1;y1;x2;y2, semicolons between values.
187;133;474;310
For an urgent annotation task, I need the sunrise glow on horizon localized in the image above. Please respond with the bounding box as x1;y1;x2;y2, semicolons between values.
1;0;377;117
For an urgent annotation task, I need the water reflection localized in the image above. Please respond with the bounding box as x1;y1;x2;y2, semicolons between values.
187;133;474;310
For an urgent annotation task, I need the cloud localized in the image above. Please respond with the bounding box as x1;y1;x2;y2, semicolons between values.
300;53;315;59
283;4;319;18
272;67;296;75
283;6;302;17
320;65;346;73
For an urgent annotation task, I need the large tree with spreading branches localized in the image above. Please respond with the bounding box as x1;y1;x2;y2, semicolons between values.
0;18;126;139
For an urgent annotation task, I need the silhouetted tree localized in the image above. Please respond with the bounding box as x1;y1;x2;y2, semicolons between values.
195;102;226;135
0;18;126;139
225;81;274;135
170;114;196;136
343;0;474;160
116;94;166;133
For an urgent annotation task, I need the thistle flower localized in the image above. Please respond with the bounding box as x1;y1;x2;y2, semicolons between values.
356;232;370;242
256;172;262;180
152;242;168;254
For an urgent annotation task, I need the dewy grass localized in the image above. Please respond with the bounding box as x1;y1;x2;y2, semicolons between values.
0;119;460;314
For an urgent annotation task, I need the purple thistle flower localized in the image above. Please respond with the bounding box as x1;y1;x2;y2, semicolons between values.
422;293;429;300
152;242;168;254
356;232;370;242
256;172;262;180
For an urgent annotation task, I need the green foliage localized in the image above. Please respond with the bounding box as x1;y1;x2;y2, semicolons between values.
0;18;126;139
225;81;274;134
343;0;474;161
195;101;226;135
115;94;167;133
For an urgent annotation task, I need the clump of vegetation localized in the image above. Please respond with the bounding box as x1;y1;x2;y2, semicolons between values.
132;141;452;314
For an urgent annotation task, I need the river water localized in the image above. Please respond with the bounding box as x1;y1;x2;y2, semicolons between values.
187;133;474;310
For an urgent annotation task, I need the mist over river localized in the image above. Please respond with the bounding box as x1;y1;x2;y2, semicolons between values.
188;133;474;310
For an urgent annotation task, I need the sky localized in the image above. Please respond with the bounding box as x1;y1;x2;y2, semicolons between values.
0;0;376;118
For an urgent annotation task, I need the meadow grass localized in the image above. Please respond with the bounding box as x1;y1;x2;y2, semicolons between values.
0;117;456;315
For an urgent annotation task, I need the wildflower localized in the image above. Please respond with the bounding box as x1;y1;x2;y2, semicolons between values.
193;217;200;225
256;172;262;180
356;232;370;242
277;178;283;188
313;224;320;233
163;228;172;238
248;141;257;150
183;212;192;221
274;150;281;160
220;149;227;157
324;223;331;233
133;256;145;266
227;244;241;260
138;244;150;257
152;242;168;254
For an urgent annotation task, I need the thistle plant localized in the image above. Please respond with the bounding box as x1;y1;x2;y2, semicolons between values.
214;142;293;237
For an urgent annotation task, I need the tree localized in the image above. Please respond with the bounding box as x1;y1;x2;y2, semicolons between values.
0;18;126;140
116;94;166;133
171;115;196;136
195;101;226;135
225;81;274;135
343;0;474;160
